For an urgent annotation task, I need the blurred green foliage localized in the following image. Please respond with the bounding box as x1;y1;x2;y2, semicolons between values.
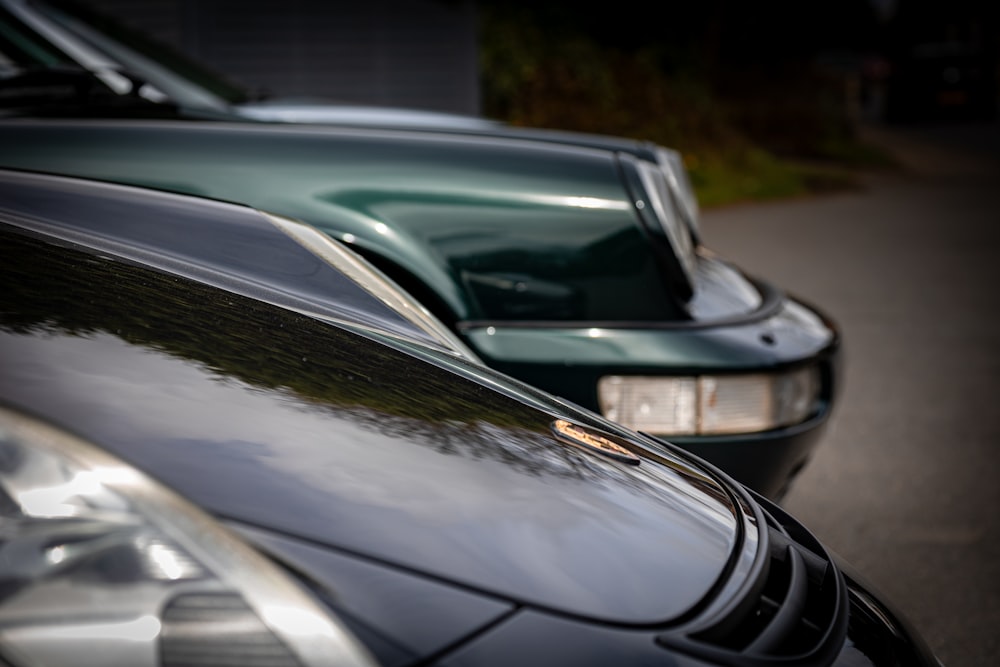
477;2;889;208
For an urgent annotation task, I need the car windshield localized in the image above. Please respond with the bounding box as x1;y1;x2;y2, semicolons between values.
0;9;63;65
2;0;252;107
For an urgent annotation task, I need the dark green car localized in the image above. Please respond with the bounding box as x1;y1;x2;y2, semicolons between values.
0;115;839;499
0;1;839;499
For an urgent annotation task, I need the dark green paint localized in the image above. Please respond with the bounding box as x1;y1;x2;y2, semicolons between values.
0;120;674;323
0;118;838;496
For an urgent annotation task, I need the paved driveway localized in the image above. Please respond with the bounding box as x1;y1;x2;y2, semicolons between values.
700;122;1000;667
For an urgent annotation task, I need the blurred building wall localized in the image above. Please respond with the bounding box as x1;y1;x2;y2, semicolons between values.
81;0;481;113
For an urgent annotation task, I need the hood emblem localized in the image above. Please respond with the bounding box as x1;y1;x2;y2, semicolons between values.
551;419;641;465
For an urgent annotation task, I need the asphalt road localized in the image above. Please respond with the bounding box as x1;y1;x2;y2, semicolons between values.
700;121;1000;667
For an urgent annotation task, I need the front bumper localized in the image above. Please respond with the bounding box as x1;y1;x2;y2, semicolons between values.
663;405;832;500
459;306;841;499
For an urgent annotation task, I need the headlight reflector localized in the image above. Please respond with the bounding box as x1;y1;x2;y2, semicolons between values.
0;406;376;667
598;366;820;436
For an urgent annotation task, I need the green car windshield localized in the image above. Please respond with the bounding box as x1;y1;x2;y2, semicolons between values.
1;0;250;106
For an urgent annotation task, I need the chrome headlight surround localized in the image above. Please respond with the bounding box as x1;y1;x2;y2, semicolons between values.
597;365;821;436
0;406;376;667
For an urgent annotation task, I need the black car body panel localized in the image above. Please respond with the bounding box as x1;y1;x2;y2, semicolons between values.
0;169;446;346
0;283;740;626
228;524;517;666
0;172;744;627
0;170;939;667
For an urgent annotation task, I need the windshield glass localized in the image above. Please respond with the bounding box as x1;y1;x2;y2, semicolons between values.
0;5;73;66
9;0;250;106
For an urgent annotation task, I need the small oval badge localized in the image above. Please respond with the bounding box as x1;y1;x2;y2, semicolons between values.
551;419;641;465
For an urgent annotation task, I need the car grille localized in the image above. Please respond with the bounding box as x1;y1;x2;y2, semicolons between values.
658;495;849;666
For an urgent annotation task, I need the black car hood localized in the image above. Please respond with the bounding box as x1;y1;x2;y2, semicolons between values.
0;226;745;626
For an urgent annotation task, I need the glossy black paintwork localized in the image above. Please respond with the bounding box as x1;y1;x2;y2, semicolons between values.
834;558;942;667
434;507;940;667
434;599;938;667
231;524;516;667
0;169;443;349
0;207;744;626
0;172;941;667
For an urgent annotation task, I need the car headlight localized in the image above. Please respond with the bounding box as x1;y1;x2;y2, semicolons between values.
598;366;821;436
0;406;376;667
654;146;700;240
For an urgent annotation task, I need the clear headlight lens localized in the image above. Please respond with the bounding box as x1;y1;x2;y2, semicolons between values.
598;366;821;436
0;406;376;667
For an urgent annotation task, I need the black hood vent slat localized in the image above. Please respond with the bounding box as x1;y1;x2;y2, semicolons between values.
657;492;849;667
746;545;807;654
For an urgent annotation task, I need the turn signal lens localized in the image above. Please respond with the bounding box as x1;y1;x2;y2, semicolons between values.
598;366;820;436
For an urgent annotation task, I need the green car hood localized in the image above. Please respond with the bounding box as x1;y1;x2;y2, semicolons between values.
0;119;676;323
